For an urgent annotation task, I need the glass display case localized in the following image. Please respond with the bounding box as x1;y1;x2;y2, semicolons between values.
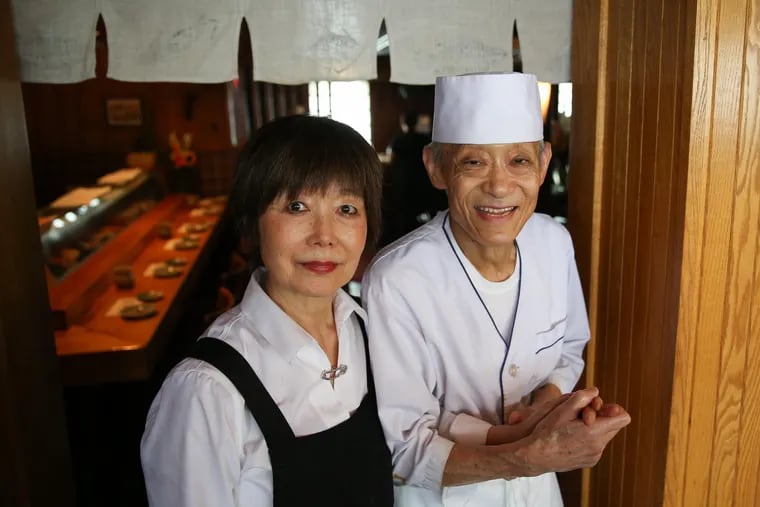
39;169;163;281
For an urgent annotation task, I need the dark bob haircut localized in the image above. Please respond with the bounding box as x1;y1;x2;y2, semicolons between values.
229;115;383;259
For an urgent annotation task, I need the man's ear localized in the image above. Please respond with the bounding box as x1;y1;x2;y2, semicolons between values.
538;142;552;184
423;145;448;190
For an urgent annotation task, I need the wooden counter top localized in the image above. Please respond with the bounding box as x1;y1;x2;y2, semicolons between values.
54;195;225;386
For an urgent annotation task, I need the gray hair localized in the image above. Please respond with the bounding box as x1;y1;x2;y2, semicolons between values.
429;140;546;167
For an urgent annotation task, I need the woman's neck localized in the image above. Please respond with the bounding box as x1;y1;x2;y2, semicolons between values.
262;276;339;365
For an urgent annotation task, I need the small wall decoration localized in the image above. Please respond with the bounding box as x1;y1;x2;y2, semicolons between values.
106;98;142;126
169;132;197;168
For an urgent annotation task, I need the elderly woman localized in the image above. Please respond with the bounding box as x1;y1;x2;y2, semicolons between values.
141;115;393;507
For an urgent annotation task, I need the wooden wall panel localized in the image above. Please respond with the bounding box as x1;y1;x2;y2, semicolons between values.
568;2;608;504
665;0;760;505
567;0;608;502
574;0;759;505
22;77;236;206
570;0;693;505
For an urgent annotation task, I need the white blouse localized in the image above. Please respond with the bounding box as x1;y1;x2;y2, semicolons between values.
141;269;368;507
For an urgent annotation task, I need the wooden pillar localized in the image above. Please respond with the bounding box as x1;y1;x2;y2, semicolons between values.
570;0;760;505
665;0;760;505
0;0;75;505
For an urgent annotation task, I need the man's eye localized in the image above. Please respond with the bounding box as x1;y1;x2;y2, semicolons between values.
339;204;358;215
463;159;482;166
512;155;536;165
287;201;307;212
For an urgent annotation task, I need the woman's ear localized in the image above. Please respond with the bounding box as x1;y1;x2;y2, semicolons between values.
423;146;448;190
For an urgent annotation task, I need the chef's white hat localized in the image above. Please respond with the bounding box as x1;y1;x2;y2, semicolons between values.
431;72;543;144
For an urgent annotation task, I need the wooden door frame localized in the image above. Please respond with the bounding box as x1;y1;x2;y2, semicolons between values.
567;1;609;504
0;0;75;504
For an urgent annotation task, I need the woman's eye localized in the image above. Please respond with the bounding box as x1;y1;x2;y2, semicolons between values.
287;201;307;213
339;204;358;215
463;159;482;166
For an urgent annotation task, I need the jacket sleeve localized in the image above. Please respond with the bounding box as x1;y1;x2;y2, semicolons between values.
544;239;591;394
362;268;454;491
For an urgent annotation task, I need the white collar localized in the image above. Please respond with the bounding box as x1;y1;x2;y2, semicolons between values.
438;211;555;333
238;267;366;363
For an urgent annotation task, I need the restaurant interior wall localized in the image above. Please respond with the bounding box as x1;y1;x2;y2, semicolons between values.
370;55;434;153
21;18;308;208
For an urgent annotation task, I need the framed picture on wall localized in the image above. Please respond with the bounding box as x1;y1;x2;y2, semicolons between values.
106;98;142;126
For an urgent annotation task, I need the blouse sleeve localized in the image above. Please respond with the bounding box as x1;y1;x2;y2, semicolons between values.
140;363;273;507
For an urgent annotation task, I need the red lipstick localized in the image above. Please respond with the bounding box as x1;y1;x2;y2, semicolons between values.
302;261;337;273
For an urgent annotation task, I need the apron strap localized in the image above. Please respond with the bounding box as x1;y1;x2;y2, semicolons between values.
188;338;296;444
356;318;376;396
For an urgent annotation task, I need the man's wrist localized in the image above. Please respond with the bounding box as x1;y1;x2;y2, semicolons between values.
510;434;544;477
443;437;541;487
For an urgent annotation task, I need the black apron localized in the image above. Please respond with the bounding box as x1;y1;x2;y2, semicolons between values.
188;319;394;506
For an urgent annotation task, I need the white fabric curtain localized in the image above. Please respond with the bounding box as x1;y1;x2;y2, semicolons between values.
384;0;514;85
244;0;383;84
11;0;572;84
11;0;100;83
513;0;572;83
102;0;242;83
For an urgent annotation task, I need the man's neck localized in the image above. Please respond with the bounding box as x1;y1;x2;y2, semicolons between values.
449;219;517;282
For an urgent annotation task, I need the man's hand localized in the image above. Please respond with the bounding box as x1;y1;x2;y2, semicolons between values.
442;387;630;487
580;395;625;425
517;387;631;476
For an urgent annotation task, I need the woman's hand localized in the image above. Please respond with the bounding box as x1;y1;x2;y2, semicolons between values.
530;383;563;407
487;393;571;445
509;384;617;427
526;384;622;427
503;384;563;426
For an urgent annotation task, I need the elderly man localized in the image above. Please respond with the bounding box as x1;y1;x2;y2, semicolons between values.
362;72;630;506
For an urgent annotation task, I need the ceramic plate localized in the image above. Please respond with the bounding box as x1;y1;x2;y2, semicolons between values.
120;303;158;320
165;257;188;266
174;240;199;251
154;265;184;278
137;290;164;302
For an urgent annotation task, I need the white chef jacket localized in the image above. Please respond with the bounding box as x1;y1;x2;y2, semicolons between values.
362;211;590;506
141;268;369;507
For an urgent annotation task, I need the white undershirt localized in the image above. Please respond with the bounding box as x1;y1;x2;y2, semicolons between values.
444;218;520;341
